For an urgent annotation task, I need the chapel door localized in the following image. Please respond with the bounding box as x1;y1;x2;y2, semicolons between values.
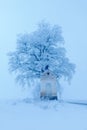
46;82;52;97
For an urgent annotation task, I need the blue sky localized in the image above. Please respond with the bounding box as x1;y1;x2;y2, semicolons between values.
0;0;87;99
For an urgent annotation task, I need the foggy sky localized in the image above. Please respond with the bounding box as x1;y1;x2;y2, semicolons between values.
0;0;87;100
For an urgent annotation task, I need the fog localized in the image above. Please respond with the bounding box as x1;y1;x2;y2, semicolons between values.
0;0;87;100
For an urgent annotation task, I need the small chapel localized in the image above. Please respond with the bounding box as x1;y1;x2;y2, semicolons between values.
40;69;58;100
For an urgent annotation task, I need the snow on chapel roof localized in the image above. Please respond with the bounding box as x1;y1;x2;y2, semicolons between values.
41;70;57;81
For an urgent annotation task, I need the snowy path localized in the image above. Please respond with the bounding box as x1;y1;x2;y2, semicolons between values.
0;99;87;130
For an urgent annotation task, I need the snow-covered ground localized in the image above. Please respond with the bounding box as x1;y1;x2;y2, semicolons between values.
0;99;87;130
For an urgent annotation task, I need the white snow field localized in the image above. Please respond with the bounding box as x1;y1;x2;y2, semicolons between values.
0;99;87;130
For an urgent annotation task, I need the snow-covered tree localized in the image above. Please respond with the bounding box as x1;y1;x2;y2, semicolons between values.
8;22;75;87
